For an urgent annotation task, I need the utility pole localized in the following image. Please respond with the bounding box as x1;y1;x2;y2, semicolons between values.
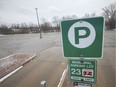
35;8;42;39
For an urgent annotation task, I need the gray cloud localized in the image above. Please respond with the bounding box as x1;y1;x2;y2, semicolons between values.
0;0;115;24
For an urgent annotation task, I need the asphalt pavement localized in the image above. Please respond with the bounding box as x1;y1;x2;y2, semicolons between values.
0;32;67;87
0;33;61;59
0;46;67;87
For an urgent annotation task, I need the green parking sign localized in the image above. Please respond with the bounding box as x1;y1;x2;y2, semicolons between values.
61;17;104;58
68;59;97;84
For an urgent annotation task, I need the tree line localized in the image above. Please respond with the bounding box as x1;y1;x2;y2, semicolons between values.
0;3;115;35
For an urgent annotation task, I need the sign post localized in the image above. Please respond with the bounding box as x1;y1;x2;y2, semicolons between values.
60;16;104;87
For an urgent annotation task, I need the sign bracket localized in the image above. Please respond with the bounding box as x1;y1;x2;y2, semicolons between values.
73;82;92;87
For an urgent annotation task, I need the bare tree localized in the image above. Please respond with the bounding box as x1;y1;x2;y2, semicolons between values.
90;13;96;17
52;16;60;32
17;23;29;34
11;24;20;29
102;3;116;29
0;24;13;34
41;18;52;32
61;15;78;20
28;23;38;33
83;13;90;18
83;13;96;18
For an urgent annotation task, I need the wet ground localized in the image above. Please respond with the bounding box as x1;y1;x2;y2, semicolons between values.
0;32;61;59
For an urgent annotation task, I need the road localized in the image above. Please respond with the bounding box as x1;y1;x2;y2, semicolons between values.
62;30;116;87
0;32;67;87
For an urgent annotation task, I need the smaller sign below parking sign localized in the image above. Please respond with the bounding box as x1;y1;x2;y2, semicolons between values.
68;59;97;84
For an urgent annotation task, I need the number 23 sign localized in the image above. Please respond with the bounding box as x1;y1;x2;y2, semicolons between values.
68;59;97;84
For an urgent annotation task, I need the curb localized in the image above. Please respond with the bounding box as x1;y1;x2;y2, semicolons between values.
0;66;23;83
57;66;68;87
0;53;36;83
22;54;36;66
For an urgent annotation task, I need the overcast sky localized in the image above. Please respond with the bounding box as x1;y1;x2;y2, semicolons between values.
0;0;115;25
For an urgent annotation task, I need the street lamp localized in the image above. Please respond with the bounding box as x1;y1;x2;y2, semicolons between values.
35;8;42;39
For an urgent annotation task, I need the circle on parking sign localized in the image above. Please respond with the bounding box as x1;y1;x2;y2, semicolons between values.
68;21;96;48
